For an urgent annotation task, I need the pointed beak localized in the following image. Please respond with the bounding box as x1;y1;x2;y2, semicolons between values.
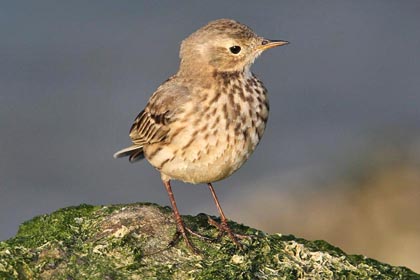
257;39;289;51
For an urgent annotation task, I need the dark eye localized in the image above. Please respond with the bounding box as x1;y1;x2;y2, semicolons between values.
229;46;241;54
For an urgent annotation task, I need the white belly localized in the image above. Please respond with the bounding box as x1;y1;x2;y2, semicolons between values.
151;125;260;184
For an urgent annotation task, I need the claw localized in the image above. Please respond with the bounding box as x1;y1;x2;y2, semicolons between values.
185;227;213;242
207;216;246;249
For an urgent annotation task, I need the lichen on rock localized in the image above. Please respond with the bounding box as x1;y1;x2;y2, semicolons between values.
0;203;418;279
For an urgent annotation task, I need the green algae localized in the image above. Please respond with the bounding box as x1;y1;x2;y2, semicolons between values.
0;203;418;279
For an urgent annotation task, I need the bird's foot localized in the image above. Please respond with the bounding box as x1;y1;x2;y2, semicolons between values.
207;216;246;249
168;229;200;254
168;224;215;254
185;227;213;242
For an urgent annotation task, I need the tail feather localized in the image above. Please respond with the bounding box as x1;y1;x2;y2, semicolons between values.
129;149;145;162
113;145;144;163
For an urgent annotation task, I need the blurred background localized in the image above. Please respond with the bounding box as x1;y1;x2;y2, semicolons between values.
0;0;419;272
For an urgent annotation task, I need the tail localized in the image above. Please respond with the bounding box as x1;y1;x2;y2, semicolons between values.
113;145;145;163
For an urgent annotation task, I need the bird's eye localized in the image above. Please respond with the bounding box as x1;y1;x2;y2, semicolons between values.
229;46;241;54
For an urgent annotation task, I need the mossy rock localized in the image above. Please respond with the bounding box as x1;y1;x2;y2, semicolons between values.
0;203;418;279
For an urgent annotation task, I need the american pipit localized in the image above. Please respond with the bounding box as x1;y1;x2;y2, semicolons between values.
114;19;288;252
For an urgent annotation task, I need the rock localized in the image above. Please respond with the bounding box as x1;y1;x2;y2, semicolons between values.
0;203;418;279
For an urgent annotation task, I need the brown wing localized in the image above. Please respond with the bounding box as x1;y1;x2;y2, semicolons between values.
114;79;190;162
129;79;191;143
128;109;170;145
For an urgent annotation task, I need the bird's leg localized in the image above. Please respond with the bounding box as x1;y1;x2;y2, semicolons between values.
207;183;242;248
163;180;198;253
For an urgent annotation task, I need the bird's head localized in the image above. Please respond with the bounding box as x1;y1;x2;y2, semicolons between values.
179;19;288;74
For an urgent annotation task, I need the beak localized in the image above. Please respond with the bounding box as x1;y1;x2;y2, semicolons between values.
258;39;289;51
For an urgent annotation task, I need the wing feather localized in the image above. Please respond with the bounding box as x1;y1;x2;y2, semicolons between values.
129;110;170;145
114;79;190;162
129;81;190;145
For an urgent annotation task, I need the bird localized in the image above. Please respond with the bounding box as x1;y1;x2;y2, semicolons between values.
114;19;288;252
